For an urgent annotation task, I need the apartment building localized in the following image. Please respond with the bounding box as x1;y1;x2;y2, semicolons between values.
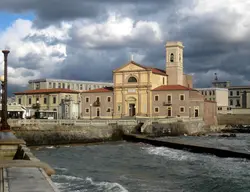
28;78;113;91
197;88;229;113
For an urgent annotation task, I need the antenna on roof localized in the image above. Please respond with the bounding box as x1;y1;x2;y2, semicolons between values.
214;73;218;81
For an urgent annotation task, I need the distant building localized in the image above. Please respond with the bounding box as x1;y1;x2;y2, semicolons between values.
28;78;113;91
209;73;250;114
14;88;81;119
228;86;250;108
197;88;229;114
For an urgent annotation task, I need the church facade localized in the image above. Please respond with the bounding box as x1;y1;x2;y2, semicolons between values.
81;41;217;124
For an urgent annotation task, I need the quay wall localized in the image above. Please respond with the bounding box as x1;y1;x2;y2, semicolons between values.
9;118;226;145
217;114;250;125
12;123;138;146
142;120;224;136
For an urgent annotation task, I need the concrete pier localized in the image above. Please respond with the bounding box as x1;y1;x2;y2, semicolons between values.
0;132;59;192
123;134;250;160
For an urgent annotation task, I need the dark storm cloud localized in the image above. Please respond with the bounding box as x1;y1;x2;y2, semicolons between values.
0;0;185;27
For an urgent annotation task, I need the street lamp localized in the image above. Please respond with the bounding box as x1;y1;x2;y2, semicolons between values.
89;104;92;120
189;107;191;118
0;50;10;131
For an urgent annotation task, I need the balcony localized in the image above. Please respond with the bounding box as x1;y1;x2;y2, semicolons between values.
163;101;172;106
93;100;101;107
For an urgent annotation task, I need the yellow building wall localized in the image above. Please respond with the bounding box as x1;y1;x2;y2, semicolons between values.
151;74;166;89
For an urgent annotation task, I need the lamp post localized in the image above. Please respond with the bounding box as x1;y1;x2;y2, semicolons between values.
189;107;191;118
0;50;10;131
89;104;92;120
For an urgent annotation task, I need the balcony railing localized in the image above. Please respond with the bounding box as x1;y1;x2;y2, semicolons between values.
93;101;101;107
163;101;172;106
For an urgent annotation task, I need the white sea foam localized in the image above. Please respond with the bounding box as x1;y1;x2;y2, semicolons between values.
54;167;68;172
85;177;128;192
45;146;56;149
53;174;84;181
143;146;197;161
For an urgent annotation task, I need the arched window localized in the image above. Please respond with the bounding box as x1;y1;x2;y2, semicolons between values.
128;76;137;83
170;53;174;62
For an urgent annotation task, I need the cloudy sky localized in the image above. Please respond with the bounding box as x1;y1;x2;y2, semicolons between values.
0;0;250;95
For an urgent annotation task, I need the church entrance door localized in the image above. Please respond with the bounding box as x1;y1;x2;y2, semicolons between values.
129;104;136;116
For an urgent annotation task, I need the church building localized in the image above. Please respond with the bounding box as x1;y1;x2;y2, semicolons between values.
81;41;217;124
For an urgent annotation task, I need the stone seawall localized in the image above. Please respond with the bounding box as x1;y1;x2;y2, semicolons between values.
218;114;250;125
12;123;138;146
142;120;225;136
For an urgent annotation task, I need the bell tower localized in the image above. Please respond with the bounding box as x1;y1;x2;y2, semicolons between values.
166;41;184;85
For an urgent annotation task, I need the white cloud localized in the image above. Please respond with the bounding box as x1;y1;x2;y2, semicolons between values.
0;19;70;85
70;13;163;48
180;0;250;42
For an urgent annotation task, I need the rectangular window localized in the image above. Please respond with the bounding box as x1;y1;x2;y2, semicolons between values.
218;107;222;110
62;83;65;89
107;97;111;102
230;100;233;106
118;105;121;112
96;97;100;102
28;98;32;105
236;99;240;106
53;83;56;88
154;95;159;101
107;108;111;112
86;108;89;113
53;96;56;104
237;91;240;96
48;82;52;88
180;94;185;101
67;84;70;89
154;107;159;113
58;83;61;88
180;107;185;113
44;97;47;104
230;91;233;96
167;95;171;103
163;78;165;85
212;90;215;95
80;85;83;90
86;97;89;102
18;98;21;104
209;91;212;96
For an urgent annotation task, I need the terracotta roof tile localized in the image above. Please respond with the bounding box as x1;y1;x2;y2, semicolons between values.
83;87;114;93
14;88;80;95
152;85;195;91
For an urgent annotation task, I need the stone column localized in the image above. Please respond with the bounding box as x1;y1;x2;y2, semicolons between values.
137;72;141;115
121;72;125;117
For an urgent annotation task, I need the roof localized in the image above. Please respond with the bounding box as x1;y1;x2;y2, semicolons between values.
115;61;167;76
83;87;114;93
196;87;228;91
28;78;113;85
152;85;195;91
228;86;250;89
14;88;80;95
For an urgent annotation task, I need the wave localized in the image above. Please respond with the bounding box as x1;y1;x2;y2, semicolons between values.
143;146;197;161
52;174;128;192
85;177;128;192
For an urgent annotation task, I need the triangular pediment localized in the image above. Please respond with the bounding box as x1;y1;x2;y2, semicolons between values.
113;61;148;72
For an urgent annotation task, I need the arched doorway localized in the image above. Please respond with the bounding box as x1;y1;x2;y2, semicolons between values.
127;97;136;117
